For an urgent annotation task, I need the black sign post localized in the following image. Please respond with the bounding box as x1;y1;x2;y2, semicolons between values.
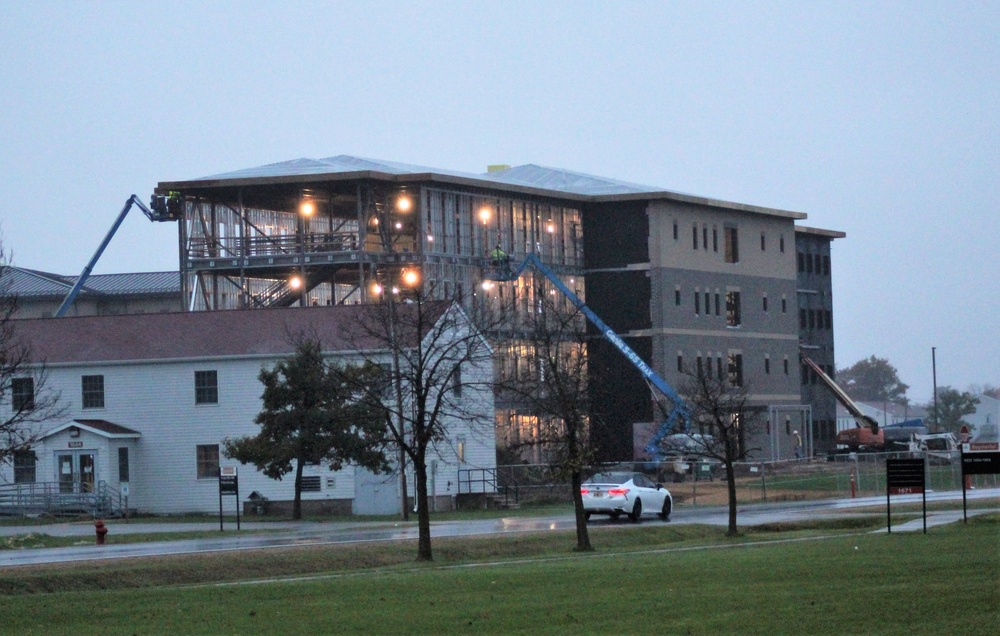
219;466;241;531
886;458;926;534
961;443;1000;523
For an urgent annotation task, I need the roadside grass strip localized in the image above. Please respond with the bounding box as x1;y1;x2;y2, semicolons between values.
2;515;997;635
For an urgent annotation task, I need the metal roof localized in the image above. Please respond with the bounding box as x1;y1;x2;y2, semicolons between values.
0;267;72;297
163;154;810;220
484;164;666;196
194;155;668;196
192;155;471;181
79;271;179;296
1;267;179;299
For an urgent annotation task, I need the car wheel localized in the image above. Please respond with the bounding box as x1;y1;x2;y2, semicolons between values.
609;511;621;521
628;499;642;523
659;498;672;521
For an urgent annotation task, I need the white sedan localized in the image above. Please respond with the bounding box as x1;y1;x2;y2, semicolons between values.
581;471;673;523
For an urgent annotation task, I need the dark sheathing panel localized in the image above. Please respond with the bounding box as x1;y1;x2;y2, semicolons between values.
588;336;654;462
582;201;649;269
584;271;651;334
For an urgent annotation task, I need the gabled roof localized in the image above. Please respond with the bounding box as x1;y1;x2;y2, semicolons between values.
0;266;72;297
161;154;807;219
1;266;179;299
42;419;141;440
15;302;452;365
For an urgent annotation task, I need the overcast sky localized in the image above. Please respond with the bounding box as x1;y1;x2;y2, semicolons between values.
1;1;996;403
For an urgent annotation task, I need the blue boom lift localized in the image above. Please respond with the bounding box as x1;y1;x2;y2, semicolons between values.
54;194;180;318
483;253;689;457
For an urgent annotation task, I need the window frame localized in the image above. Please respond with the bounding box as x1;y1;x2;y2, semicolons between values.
118;446;130;482
727;353;744;387
196;444;220;479
82;374;105;409
13;449;36;484
451;364;463;398
11;377;34;411
724;226;739;263
194;370;219;405
725;291;742;327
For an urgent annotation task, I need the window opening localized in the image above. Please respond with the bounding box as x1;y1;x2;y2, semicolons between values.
195;370;219;405
726;291;741;327
724;227;739;263
82;374;105;409
196;444;220;479
118;447;130;482
11;377;34;411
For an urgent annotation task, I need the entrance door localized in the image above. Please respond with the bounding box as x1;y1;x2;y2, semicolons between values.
55;451;97;493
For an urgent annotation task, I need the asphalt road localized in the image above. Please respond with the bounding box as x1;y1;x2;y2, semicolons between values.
2;488;997;568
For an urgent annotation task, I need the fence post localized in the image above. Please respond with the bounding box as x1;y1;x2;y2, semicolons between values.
761;464;767;502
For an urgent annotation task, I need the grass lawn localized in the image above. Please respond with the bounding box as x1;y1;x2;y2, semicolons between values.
2;515;997;634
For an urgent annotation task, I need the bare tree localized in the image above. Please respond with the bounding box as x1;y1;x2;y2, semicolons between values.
0;240;65;464
352;292;496;561
497;297;595;552
660;367;763;536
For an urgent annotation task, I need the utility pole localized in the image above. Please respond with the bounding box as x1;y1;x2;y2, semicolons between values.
931;347;939;432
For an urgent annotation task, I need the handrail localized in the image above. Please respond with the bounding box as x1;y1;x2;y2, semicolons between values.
0;481;125;517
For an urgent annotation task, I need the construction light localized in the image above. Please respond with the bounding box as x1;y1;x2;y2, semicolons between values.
299;201;315;216
402;269;420;287
396;195;412;212
479;207;491;224
372;283;383;296
546;219;555;233
289;276;303;290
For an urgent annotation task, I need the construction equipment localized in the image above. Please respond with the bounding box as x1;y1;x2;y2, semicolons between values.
483;254;690;457
54;194;180;317
801;355;881;448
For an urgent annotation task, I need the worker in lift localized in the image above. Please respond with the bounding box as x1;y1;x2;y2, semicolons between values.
490;244;509;267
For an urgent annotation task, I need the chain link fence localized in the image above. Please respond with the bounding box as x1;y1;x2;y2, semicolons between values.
497;452;999;507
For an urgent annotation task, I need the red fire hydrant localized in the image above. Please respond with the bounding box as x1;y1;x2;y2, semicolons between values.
94;519;108;546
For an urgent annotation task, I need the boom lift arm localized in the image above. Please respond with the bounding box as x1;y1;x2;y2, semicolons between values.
55;194;179;318
801;354;879;434
486;254;690;456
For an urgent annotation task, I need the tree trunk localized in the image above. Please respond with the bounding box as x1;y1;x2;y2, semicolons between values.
414;454;432;561
571;470;593;551
724;442;738;536
292;459;304;520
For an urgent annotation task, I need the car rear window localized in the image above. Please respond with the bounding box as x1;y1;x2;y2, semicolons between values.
584;472;631;484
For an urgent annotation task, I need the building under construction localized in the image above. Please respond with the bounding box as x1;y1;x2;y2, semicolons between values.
152;155;843;461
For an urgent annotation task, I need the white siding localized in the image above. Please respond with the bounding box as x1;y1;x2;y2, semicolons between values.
3;320;496;514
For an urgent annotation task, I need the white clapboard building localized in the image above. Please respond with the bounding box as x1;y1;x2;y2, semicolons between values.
1;302;496;516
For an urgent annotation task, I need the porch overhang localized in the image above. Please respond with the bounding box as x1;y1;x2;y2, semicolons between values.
41;419;141;440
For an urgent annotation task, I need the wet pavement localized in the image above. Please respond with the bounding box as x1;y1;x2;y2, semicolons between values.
2;487;996;568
